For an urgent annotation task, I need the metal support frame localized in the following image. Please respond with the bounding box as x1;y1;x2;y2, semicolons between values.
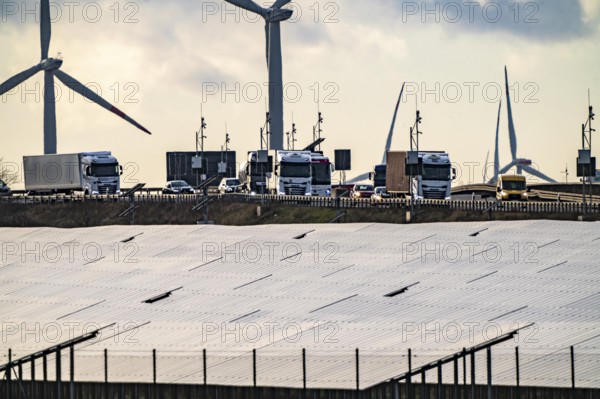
1;325;114;399
118;183;146;224
388;324;534;399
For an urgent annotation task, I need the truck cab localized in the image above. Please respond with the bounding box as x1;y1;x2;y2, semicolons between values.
370;164;387;188
81;152;122;195
310;153;333;196
415;152;455;200
496;175;528;201
275;151;312;196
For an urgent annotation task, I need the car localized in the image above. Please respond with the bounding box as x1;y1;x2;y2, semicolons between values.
371;186;391;201
0;179;12;197
351;184;375;198
218;178;243;194
162;180;195;195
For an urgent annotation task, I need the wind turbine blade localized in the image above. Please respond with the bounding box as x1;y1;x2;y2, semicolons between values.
265;23;270;66
267;22;284;150
223;0;267;16
271;0;291;9
494;100;502;182
41;0;51;59
484;150;490;183
505;66;518;161
44;71;57;154
0;64;42;95
54;69;151;135
381;83;405;165
347;173;370;184
522;165;557;183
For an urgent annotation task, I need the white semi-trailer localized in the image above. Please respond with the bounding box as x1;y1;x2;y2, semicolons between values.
23;152;122;195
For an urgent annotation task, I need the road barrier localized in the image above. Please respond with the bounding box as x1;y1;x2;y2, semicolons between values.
1;193;599;214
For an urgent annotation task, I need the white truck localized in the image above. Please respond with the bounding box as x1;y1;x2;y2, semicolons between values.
412;151;455;200
275;150;312;196
23;152;122;195
310;153;333;196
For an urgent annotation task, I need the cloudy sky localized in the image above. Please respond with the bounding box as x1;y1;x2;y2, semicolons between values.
1;0;599;188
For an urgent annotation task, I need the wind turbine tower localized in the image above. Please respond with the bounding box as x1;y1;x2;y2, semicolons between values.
222;0;293;150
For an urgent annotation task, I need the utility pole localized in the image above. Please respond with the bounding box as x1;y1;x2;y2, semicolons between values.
561;164;569;183
313;110;324;152
409;109;423;203
195;109;207;186
580;92;595;211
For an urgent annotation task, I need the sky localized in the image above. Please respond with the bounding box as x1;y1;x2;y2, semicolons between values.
1;0;600;188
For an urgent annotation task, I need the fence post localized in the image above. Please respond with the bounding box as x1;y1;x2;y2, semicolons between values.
437;361;443;399
570;346;575;389
70;346;75;399
104;349;108;383
203;349;207;386
406;349;412;399
470;352;475;399
152;349;157;384
462;348;467;399
421;370;426;399
6;349;11;399
355;348;360;392
486;347;492;399
453;355;459;399
43;353;47;382
253;348;257;388
515;347;519;388
302;348;307;390
56;348;62;399
31;355;35;382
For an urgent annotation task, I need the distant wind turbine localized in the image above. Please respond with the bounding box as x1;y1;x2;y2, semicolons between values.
348;83;406;183
223;0;293;150
0;0;151;154
490;67;556;183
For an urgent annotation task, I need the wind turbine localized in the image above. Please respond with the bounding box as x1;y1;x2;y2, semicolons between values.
348;83;406;183
223;0;293;150
487;100;502;184
491;67;556;183
0;0;151;154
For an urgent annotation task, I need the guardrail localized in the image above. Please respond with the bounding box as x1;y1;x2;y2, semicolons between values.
2;193;599;214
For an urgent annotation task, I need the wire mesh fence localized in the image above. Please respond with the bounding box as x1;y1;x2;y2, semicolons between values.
2;345;599;391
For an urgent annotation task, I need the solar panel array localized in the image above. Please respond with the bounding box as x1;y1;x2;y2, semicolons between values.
0;220;599;389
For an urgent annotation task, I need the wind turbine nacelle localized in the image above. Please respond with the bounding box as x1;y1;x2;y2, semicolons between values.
266;8;293;22
40;58;63;71
516;159;532;166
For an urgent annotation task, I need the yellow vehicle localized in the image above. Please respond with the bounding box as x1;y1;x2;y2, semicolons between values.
496;175;528;201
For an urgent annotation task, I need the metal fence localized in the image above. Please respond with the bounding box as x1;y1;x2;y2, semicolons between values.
2;345;599;395
2;193;600;214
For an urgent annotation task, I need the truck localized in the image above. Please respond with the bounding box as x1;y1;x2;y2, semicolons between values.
385;151;410;197
385;151;455;200
239;151;273;194
23;152;122;195
496;174;528;201
275;150;312;196
310;152;333;196
370;164;387;188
